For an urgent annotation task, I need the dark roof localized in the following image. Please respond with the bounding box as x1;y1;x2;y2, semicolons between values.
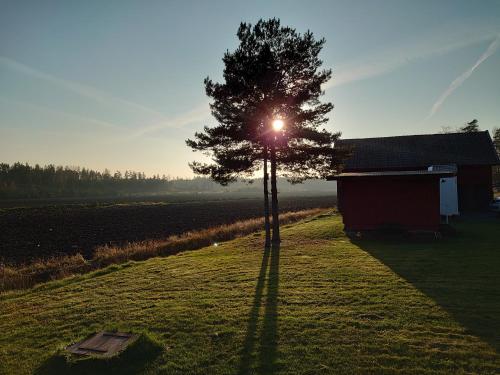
329;170;455;180
337;131;500;170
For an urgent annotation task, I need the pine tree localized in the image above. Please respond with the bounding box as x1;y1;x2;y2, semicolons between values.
492;127;500;189
493;127;500;153
460;119;480;133
186;18;345;245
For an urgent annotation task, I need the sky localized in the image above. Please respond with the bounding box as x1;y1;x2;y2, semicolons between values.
1;0;500;177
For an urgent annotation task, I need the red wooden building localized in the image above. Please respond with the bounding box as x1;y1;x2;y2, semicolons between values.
332;170;454;232
330;131;499;232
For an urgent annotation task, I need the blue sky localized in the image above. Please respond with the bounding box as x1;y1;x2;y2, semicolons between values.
1;0;499;177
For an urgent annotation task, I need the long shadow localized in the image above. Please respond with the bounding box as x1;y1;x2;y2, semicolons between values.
351;220;500;352
238;244;280;375
258;244;280;374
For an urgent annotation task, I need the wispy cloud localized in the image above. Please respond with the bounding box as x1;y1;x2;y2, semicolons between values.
325;26;500;89
425;36;500;120
0;56;167;120
129;103;210;138
0;56;211;137
0;96;122;131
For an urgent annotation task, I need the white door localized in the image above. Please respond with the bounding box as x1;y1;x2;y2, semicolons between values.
440;177;459;216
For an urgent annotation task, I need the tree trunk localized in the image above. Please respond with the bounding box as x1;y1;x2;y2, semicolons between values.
263;145;271;247
270;141;280;244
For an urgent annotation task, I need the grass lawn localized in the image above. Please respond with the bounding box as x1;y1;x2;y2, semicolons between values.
1;212;499;374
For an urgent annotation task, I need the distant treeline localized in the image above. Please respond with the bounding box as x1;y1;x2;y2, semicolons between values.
0;163;170;198
0;162;334;199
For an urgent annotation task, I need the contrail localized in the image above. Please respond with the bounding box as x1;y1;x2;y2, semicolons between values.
130;102;210;138
0;96;122;130
425;36;500;120
0;56;167;120
0;56;211;136
325;26;499;90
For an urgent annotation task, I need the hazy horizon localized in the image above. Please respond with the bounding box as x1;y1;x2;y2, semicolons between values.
1;0;500;176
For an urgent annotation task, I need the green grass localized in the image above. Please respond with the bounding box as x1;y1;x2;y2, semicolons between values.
1;213;499;374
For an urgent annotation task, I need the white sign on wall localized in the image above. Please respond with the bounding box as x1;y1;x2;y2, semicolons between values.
439;177;459;216
428;165;459;217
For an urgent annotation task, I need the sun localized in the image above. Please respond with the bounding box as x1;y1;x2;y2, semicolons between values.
272;119;284;131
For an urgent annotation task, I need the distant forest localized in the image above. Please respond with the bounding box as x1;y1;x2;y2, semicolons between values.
0;162;334;199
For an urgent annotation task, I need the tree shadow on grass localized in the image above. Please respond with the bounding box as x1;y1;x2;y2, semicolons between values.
351;220;500;353
238;243;280;375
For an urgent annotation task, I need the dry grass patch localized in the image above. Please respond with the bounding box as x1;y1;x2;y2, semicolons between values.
1;208;327;292
1;254;90;291
93;208;327;266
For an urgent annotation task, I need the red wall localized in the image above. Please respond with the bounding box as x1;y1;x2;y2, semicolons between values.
457;165;493;210
343;165;494;211
338;175;441;231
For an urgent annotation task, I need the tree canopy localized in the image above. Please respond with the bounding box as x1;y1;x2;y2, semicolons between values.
492;127;500;154
493;127;500;188
459;119;480;133
186;18;344;184
441;119;481;134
